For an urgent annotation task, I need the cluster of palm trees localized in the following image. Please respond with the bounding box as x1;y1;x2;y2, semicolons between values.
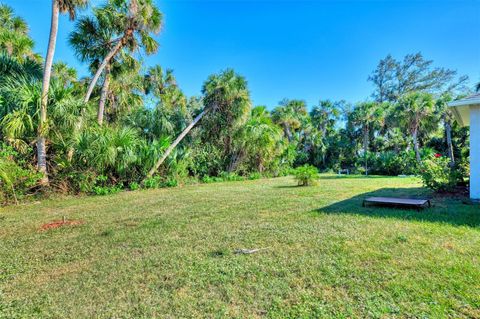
37;0;161;185
0;1;477;203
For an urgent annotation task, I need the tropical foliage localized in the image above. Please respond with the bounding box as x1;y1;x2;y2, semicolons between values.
0;2;475;204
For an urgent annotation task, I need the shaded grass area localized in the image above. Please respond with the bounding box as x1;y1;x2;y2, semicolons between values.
1;175;479;318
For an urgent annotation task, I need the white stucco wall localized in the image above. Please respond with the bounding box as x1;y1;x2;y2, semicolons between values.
471;106;480;199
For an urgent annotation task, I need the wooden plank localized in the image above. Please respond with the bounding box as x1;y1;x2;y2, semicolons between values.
364;197;429;205
363;197;431;209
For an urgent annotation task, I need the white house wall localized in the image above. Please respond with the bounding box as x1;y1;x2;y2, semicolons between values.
470;105;480;199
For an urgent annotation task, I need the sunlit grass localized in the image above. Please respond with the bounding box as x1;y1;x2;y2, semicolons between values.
1;175;479;318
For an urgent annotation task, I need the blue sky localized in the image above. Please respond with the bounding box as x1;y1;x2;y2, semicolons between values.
4;0;480;108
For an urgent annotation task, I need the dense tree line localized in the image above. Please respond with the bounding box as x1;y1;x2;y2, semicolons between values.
0;1;476;203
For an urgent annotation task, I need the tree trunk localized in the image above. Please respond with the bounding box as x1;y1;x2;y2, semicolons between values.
363;126;369;175
84;38;124;103
412;126;421;163
284;124;292;141
445;120;455;167
142;108;210;182
37;0;59;185
97;64;111;125
227;150;244;173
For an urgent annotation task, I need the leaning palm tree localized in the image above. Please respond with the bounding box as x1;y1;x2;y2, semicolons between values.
142;69;251;182
70;8;118;124
37;0;87;185
83;0;162;104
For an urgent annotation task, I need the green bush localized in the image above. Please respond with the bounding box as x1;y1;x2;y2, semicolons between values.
248;172;261;180
68;171;97;193
294;164;319;186
0;157;40;204
129;182;140;191
91;175;123;195
201;175;215;184
419;155;463;192
143;176;162;189
162;178;178;187
219;172;244;182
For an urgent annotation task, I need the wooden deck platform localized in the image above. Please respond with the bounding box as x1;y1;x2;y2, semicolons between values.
362;197;431;209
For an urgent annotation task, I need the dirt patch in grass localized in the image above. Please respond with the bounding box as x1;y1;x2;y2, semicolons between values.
40;219;83;231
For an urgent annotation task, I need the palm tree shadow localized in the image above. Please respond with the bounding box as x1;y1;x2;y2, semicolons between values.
317;187;479;228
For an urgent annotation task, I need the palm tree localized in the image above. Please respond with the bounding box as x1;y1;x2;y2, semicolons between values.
83;0;162;104
395;92;435;163
201;69;251;169
52;61;78;86
38;0;87;185
271;99;306;141
435;94;455;166
142;107;210;182
476;82;480;93
70;7;120;125
349;102;383;174
233;106;284;172
143;69;251;181
0;52;42;83
143;65;187;116
0;4;40;61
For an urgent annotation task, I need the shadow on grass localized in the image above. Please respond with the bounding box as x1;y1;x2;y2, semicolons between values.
317;187;480;228
317;175;402;180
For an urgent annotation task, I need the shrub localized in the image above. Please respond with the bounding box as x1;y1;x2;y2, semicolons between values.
201;175;216;184
364;151;419;176
162;178;178;188
0;157;40;205
248;172;261;180
129;182;140;191
219;172;244;182
419;155;462;192
69;170;97;193
294;164;319;186
91;175;123;195
143;176;162;189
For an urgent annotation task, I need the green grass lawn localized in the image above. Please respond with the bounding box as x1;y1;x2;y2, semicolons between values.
1;175;479;318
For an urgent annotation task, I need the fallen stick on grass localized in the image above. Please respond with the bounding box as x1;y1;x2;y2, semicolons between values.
234;248;270;254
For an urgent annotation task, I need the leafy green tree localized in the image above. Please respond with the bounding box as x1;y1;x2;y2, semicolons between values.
369;52;466;103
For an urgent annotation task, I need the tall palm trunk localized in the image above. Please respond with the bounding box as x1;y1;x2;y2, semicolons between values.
283;124;292;141
363;125;369;175
84;33;129;103
143;108;210;182
412;126;421;163
97;64;111;125
445;120;455;167
37;0;59;185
